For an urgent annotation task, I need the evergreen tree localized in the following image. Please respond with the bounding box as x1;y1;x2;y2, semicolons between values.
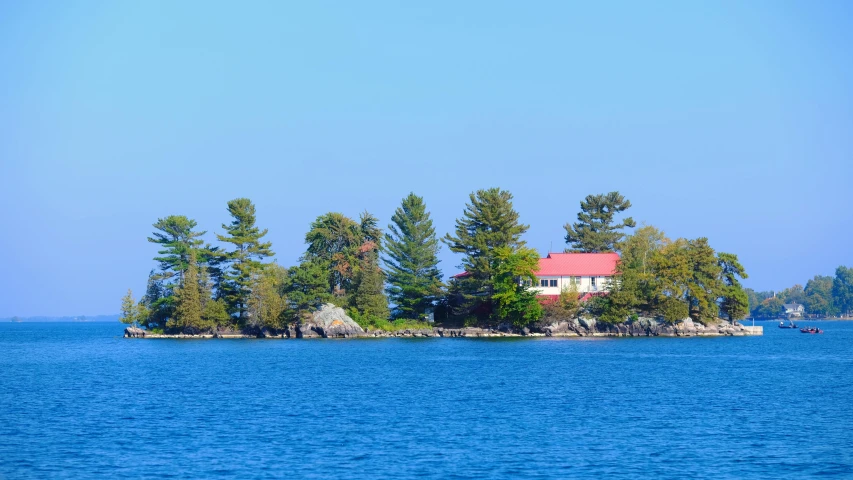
119;289;143;327
717;252;749;321
217;198;274;322
247;264;288;330
442;188;528;320
301;210;388;317
202;299;231;329
304;212;363;295
351;250;390;320
147;215;205;282
384;193;443;319
350;212;389;319
285;260;335;318
565;192;636;253
171;251;204;331
141;269;170;329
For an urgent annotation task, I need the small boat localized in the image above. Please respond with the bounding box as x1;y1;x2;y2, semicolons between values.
779;320;798;329
799;327;823;334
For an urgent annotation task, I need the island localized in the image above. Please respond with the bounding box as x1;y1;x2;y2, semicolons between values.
120;190;775;340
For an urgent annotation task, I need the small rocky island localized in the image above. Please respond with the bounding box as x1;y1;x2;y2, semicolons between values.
122;192;764;342
124;304;762;339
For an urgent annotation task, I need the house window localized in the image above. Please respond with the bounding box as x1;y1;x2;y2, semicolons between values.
572;276;581;284
590;277;597;289
549;279;558;287
540;279;548;287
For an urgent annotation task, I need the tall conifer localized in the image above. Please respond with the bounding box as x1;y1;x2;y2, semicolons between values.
172;251;204;331
443;188;528;320
217;198;274;322
564;192;636;253
384;193;443;319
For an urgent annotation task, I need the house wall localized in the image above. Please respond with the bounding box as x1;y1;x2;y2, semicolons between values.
532;275;613;295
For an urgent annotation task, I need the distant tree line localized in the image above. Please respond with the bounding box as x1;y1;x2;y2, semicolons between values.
121;190;756;333
745;267;853;318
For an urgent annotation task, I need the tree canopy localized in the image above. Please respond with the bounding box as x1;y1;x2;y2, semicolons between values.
565;192;636;253
384;193;443;319
217;198;274;321
442;188;529;322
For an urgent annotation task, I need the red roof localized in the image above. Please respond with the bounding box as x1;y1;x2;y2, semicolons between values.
535;252;619;277
450;252;619;279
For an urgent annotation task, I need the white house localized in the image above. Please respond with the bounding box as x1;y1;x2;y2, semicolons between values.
783;303;805;318
532;252;620;298
450;252;620;300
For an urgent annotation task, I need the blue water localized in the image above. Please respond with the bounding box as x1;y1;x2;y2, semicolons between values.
1;322;852;479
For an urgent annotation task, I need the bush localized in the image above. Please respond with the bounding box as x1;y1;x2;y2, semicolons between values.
348;309;432;332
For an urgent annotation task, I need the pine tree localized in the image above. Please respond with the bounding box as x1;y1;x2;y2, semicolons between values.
304;212;362;295
285;260;335;317
384;193;443;319
717;252;749;321
351;251;390;320
301;210;388;316
565;192;636;253
217;198;274;322
119;289;140;326
442;188;528;320
350;212;389;318
171;251;204;332
147;215;205;282
247;264;288;330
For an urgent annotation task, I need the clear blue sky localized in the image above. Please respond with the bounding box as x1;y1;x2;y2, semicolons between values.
1;1;851;317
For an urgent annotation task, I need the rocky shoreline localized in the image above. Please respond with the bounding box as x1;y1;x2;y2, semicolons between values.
124;310;763;339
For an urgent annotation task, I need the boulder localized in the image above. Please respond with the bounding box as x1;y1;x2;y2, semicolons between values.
675;318;697;336
124;326;146;338
578;317;597;332
299;304;364;338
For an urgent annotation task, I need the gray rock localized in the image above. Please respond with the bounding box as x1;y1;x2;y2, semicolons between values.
124;326;145;338
299;303;365;338
675;318;696;336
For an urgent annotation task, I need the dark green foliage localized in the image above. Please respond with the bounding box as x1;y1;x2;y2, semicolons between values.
384;193;443;319
565;192;636;253
299;211;389;319
717;252;749;321
491;246;542;327
170;251;206;332
834;266;853;316
217;198;274;322
351;255;390;320
147;215;205;282
442;188;528;321
304;212;364;295
141;269;171;329
605;229;748;324
284;260;335;318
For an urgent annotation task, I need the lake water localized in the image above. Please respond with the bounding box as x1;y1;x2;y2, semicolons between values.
1;321;852;479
